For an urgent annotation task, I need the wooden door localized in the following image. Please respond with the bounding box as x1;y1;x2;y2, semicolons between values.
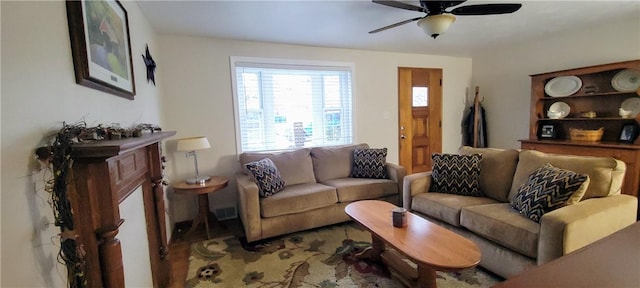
398;68;442;174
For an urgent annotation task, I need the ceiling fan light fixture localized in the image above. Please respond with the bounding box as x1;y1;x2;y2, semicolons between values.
417;14;456;39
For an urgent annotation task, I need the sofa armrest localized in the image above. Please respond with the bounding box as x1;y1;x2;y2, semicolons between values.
538;194;638;264
402;172;432;210
386;163;407;202
236;172;263;242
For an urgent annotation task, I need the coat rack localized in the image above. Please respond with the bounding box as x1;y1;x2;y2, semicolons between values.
473;86;481;148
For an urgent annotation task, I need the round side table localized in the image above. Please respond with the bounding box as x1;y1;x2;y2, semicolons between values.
173;176;228;239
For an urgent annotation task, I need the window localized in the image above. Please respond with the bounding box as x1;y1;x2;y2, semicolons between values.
232;57;354;152
412;86;428;107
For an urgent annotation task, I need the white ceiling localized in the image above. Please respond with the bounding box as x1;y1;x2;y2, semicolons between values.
138;1;640;57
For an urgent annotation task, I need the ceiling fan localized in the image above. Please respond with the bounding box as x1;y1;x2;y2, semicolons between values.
370;0;522;39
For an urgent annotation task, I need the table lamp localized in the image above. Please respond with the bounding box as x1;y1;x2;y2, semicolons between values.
177;136;211;185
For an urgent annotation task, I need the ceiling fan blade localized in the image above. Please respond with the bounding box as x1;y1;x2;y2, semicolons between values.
369;17;423;34
449;3;522;15
373;0;426;13
421;1;467;15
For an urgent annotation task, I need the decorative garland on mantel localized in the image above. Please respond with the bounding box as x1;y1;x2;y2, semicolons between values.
35;121;162;288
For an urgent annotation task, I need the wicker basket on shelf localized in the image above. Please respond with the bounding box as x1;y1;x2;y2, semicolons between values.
569;127;604;142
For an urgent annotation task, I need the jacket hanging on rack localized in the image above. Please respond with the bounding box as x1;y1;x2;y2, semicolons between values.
463;87;488;148
463;105;488;147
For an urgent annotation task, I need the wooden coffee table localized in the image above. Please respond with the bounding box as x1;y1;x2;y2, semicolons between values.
345;200;481;288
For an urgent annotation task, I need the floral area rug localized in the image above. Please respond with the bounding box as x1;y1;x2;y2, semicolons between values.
185;222;501;288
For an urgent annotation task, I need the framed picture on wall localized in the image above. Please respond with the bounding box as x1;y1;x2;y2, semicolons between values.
618;124;639;144
66;0;135;99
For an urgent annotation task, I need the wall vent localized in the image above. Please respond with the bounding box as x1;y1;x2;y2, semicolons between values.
214;206;238;221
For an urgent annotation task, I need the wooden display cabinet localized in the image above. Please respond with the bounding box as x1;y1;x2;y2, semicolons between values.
521;60;640;216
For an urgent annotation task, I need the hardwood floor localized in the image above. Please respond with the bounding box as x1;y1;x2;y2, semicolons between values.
167;217;244;288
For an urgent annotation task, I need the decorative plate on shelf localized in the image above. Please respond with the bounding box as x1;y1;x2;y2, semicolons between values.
545;76;582;97
547;101;571;119
611;69;640;92
621;97;640;118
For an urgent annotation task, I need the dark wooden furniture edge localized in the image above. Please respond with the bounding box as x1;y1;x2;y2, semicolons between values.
494;222;640;288
520;139;640;150
69;131;175;287
529;59;640;77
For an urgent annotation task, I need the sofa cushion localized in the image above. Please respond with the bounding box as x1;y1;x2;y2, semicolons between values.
260;183;337;218
430;153;483;197
411;192;498;227
511;164;590;223
311;143;369;182
461;203;540;258
352;148;388;179
321;178;397;203
241;148;316;186
509;150;621;201
245;158;286;197
459;146;520;202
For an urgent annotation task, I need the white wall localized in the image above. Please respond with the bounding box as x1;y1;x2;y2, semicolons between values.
472;13;640;149
158;36;472;222
1;1;163;286
4;1;635;286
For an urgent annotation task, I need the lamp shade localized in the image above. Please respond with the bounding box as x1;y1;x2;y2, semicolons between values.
417;14;456;39
177;136;211;152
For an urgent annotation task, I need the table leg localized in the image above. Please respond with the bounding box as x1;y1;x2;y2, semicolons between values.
417;264;437;288
355;233;385;262
186;211;201;235
186;194;212;239
198;194;211;239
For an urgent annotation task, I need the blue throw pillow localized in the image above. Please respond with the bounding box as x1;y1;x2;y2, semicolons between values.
245;158;285;197
351;148;388;179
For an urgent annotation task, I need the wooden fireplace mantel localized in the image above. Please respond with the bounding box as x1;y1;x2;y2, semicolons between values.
68;131;175;287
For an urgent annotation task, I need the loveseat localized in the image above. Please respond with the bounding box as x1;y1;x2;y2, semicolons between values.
403;146;638;279
236;143;406;242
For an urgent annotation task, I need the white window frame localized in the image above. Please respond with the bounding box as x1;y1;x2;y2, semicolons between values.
230;56;356;153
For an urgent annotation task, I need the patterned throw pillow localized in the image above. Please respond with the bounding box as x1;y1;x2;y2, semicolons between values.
351;148;388;179
430;153;483;197
245;158;286;197
511;164;590;223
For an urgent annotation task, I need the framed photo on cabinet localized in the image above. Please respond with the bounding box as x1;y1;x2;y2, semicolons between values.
618;124;639;144
66;0;135;99
537;123;558;139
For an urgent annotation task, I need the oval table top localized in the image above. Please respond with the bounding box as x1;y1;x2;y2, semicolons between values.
345;200;480;271
172;176;228;195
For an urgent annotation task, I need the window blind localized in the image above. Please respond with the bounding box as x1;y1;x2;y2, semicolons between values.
232;59;353;152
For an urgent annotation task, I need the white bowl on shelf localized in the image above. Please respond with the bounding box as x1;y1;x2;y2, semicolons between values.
547;110;564;119
547;102;570;119
619;108;634;118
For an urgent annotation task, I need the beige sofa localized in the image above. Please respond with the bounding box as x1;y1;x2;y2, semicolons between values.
403;147;638;279
237;144;406;242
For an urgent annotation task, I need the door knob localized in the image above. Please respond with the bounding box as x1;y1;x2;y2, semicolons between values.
400;135;407;139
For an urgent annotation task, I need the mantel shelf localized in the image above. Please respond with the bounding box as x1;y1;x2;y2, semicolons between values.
72;131;176;158
68;130;175;287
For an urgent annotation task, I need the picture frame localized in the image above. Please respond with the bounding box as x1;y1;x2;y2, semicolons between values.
618;124;639;144
537;123;557;139
66;0;135;99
